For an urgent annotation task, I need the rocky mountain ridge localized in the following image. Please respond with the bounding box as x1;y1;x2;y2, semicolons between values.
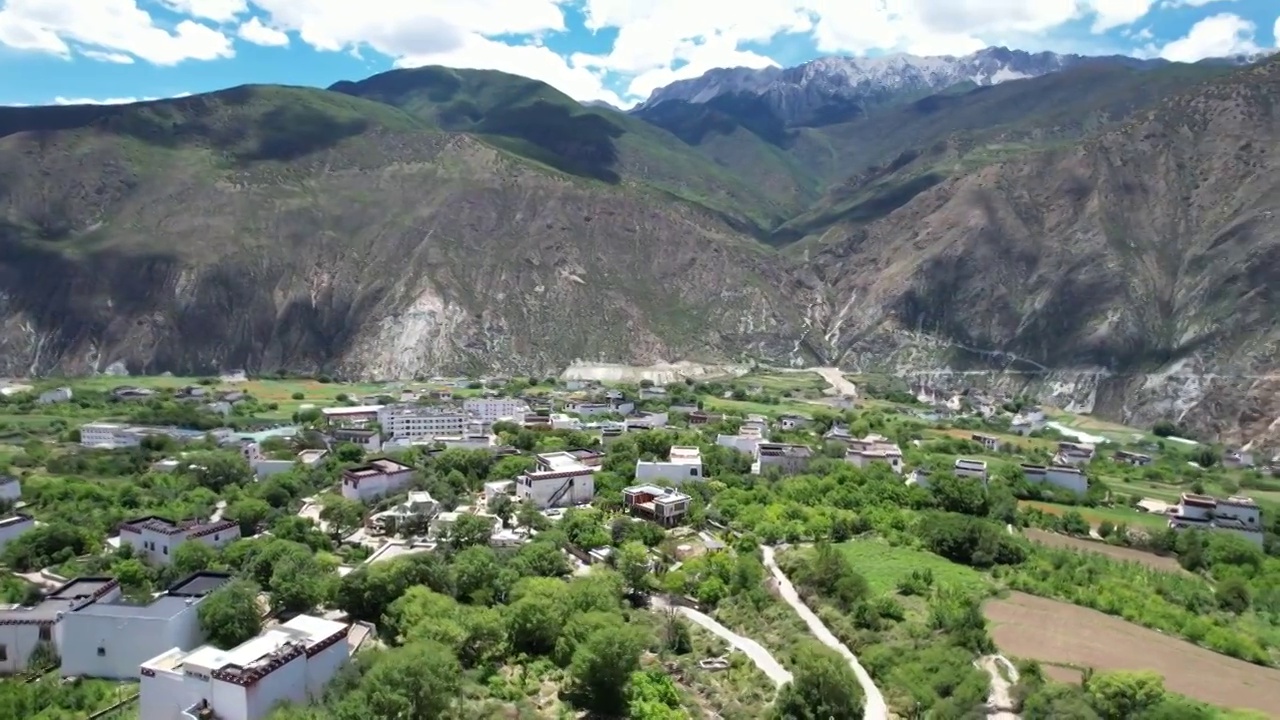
0;56;1278;446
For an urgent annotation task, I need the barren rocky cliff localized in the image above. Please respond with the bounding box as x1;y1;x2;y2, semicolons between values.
1;58;1279;446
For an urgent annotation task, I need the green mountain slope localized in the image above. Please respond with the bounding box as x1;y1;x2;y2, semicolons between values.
0;83;804;376
329;66;805;229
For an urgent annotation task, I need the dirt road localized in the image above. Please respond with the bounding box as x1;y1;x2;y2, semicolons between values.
976;654;1020;719
761;546;888;720
651;597;793;687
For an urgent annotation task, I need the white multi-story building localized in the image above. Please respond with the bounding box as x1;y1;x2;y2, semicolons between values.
463;397;528;425
377;405;471;441
635;447;703;484
515;452;598;509
0;475;20;504
844;434;904;474
1169;493;1264;546
61;572;232;680
1019;464;1088;495
753;443;813;476
0;577;121;675
320;405;383;428
566;400;635;417
953;458;988;483
118;516;241;565
549;414;581;430
341;458;417;502
140;615;349;720
0;514;35;554
81;423;141;449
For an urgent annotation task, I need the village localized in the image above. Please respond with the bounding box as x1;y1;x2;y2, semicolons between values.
0;370;1276;719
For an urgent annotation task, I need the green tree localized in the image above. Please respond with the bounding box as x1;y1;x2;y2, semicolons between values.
198;580;262;649
1085;670;1166;720
489;494;515;528
269;552;327;614
616;542;652;594
506;593;565;655
1215;576;1251;614
172;541;220;577
446;513;496;550
334;443;364;463
334;641;461;720
186;452;252;492
319;496;366;540
225;497;273;535
570;622;646;714
771;641;864;720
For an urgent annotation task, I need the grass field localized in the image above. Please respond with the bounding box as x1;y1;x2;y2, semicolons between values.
1018;500;1170;531
986;592;1280;716
700;396;821;418
1023;529;1185;573
732;371;828;396
835;540;988;596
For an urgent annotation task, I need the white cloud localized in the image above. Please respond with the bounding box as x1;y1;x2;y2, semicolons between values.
156;0;247;23
81;49;135;63
0;0;233;65
53;91;192;105
1159;13;1259;61
1162;0;1235;7
237;16;288;46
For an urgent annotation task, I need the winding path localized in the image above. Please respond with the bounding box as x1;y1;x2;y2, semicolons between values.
976;654;1020;719
761;546;888;720
650;596;793;687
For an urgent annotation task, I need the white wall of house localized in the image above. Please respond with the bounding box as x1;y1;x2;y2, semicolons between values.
37;387;72;405
515;471;596;509
1044;467;1088;495
635;461;702;484
716;434;760;455
253;460;295;479
61;603;206;680
0;515;35;554
0;623;49;674
0;478;19;503
121;527;240;566
341;468;415;503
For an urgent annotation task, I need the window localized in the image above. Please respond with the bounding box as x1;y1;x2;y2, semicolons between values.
0;644;7;661
214;534;219;541
162;546;168;555
38;625;51;642
97;647;106;657
689;467;698;477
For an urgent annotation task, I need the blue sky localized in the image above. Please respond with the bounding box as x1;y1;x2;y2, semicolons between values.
0;0;1276;108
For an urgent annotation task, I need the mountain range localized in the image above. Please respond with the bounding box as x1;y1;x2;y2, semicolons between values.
0;47;1278;446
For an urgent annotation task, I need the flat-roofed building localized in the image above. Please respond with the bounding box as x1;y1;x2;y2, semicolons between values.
140;614;349;720
636;447;703;484
119;516;240;566
341;458;416;503
623;485;691;528
516;452;599;509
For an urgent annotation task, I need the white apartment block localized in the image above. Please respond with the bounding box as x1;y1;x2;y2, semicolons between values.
320;405;383;428
81;423;142;449
377;405;471;441
341;458;417;502
0;475;20;504
515;452;598;509
119;517;241;566
0;514;35;554
635;447;703;484
844;434;904;474
463;397;529;424
140;615;349;720
1169;493;1264;546
1020;464;1088;495
953;458;988;483
61;572;232;680
550;414;581;430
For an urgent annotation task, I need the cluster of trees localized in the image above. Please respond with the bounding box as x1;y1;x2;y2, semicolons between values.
1019;667;1234;719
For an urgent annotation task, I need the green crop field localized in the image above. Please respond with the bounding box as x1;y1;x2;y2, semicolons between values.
835;540;987;596
1018;500;1170;530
